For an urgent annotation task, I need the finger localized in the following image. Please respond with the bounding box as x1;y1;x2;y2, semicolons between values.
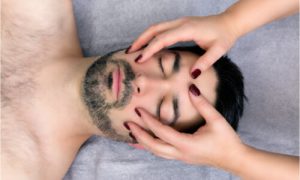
128;143;145;150
135;108;189;147
188;87;224;124
191;44;226;73
137;27;193;63
130;18;184;53
128;122;180;159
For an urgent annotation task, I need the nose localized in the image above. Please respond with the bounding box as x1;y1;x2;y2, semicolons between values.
133;73;168;95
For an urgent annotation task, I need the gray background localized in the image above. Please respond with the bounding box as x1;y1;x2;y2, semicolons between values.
65;0;299;179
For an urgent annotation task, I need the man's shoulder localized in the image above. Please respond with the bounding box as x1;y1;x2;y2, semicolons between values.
2;107;44;180
2;0;82;106
3;0;82;66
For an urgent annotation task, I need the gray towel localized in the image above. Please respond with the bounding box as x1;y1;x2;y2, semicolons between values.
64;1;299;179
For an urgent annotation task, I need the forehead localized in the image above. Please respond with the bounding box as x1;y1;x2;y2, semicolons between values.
168;50;218;129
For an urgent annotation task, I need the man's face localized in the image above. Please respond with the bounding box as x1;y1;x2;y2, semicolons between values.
82;49;218;142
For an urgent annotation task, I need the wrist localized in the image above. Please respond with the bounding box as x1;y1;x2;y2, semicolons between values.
214;142;250;176
219;10;243;41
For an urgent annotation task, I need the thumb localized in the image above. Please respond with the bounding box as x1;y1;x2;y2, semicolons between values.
188;84;225;124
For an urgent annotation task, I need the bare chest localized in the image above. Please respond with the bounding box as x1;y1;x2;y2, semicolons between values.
2;1;82;179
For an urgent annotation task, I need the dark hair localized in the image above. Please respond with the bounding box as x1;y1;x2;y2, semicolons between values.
169;46;246;131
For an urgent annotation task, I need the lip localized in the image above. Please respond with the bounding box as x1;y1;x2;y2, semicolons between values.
112;66;122;100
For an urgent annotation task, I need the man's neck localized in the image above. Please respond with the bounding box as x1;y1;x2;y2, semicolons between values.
48;56;102;139
31;56;103;178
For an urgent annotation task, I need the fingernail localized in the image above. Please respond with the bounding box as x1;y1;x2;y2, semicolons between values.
125;45;131;54
191;69;201;79
123;122;130;130
135;108;141;117
189;84;201;96
135;54;142;63
129;132;137;143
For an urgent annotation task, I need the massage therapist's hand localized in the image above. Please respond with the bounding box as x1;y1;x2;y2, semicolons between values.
126;85;243;167
127;15;237;75
127;86;299;179
127;0;298;77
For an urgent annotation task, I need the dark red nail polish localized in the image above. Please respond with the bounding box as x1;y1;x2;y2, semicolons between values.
191;69;201;79
125;45;131;54
135;54;142;63
189;84;201;96
135;108;141;117
123;122;130;130
129;132;137;143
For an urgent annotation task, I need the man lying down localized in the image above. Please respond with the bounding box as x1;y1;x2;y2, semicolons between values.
3;46;245;179
82;46;245;142
2;1;245;179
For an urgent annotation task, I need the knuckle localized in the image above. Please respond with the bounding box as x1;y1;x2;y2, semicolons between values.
155;34;166;41
151;35;165;47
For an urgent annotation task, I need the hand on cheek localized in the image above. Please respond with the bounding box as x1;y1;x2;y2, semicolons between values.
126;85;244;167
126;118;180;160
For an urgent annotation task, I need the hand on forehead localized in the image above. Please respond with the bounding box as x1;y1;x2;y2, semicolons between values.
113;48;218;132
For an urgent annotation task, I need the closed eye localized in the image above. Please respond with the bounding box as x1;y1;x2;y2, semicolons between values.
157;51;181;77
